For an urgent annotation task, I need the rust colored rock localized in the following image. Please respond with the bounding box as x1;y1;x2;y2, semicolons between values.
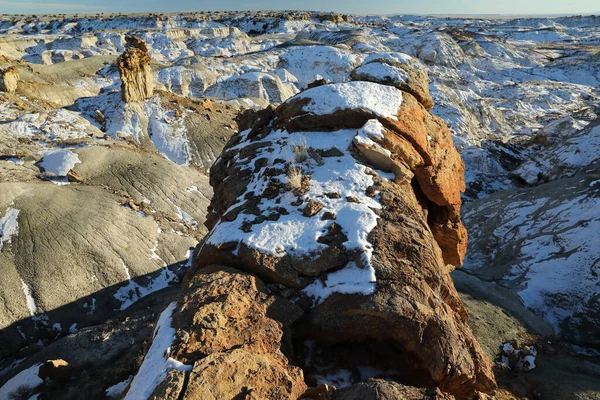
0;66;19;93
117;43;153;103
271;84;466;265
303;200;325;217
178;81;492;398
173;265;301;360
38;359;72;383
298;178;495;398
185;348;306;400
172;266;306;399
66;169;83;183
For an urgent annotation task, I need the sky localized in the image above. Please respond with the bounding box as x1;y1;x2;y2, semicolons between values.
0;0;598;16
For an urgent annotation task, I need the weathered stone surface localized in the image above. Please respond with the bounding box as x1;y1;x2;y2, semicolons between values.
174;265;301;359
185;348;306;400
149;369;187;400
172;265;306;399
117;43;153;103
214;84;467;267
298;179;495;398
323;380;454;400
189;81;493;397
352;57;434;110
0;66;19;93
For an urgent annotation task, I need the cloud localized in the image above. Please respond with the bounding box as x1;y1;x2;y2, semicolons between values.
0;1;106;12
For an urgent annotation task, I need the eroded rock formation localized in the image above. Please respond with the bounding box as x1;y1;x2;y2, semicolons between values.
141;75;495;398
0;66;19;93
117;40;153;103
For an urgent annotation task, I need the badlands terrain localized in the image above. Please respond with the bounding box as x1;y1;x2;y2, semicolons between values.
0;10;599;400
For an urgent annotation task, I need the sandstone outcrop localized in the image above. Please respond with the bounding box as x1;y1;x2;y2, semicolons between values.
168;265;306;399
0;66;19;93
351;53;434;110
174;78;494;398
117;41;153;103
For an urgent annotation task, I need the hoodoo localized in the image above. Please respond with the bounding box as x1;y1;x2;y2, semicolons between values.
0;66;19;93
117;38;154;103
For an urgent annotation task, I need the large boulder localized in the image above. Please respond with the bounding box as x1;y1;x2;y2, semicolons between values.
141;265;306;400
185;81;494;397
0;66;19;93
117;44;153;103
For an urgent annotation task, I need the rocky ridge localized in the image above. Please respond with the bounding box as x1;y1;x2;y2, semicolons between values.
123;68;496;399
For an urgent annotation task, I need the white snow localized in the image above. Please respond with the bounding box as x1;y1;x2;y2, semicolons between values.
293;81;403;121
105;376;133;399
20;279;37;316
39;150;80;176
0;207;20;251
313;369;353;388
0;364;43;399
303;262;376;304
113;266;176;311
206;122;382;303
124;302;191;400
353;62;409;86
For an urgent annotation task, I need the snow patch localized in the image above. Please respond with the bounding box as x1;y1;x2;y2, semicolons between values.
39;150;80;176
0;207;20;251
293;81;403;121
124;302;191;400
0;364;43;399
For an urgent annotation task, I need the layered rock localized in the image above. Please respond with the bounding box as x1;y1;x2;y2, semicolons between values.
0;66;19;93
117;41;153;103
351;53;434;110
177;79;494;397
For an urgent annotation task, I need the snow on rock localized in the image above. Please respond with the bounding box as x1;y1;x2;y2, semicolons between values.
105;376;133;399
124;302;191;400
205;72;299;103
204;124;382;297
514;121;600;184
303;262;376;304
277;45;361;88
6;109;103;140
20;278;37;316
39;150;80;176
0;364;43;399
113;256;178;311
292;81;403;121
0;207;20;251
497;342;538;372
353;62;409;88
145;98;191;165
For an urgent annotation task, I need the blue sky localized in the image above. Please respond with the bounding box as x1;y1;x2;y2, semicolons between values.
1;0;598;15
